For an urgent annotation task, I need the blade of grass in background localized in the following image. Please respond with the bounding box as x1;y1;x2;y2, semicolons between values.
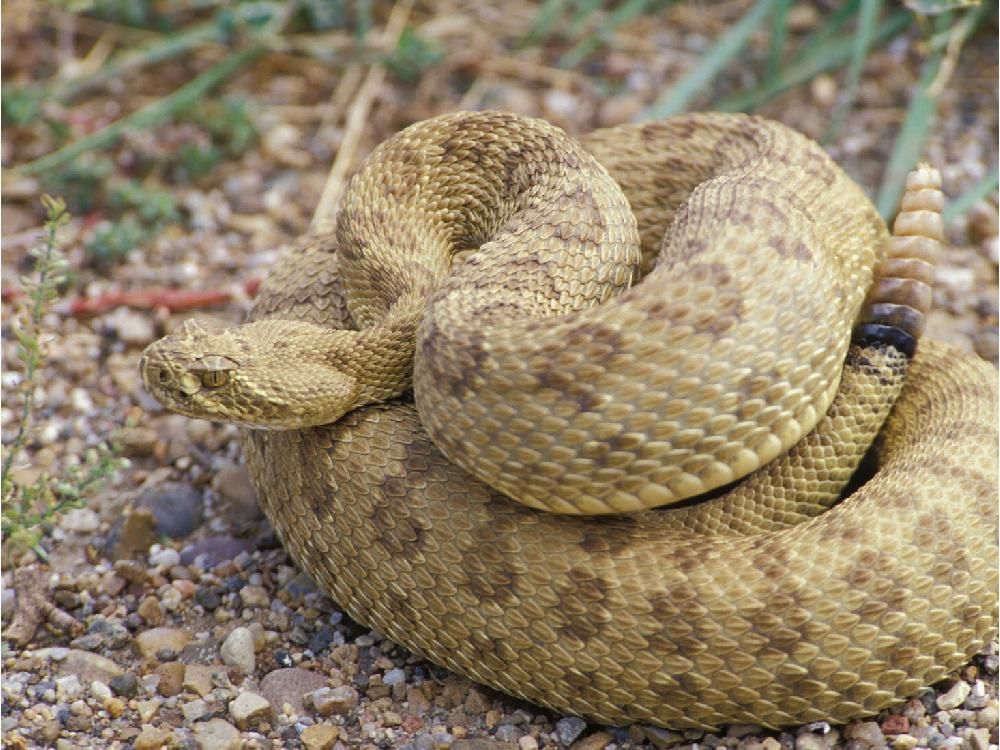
823;0;883;142
943;169;999;224
765;0;793;79
796;0;863;54
715;8;911;112
559;0;656;68
876;3;989;218
875;38;944;219
12;46;264;177
642;0;777;119
53;21;226;102
519;0;573;47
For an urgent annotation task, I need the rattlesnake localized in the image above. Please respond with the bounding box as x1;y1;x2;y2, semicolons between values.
141;112;998;729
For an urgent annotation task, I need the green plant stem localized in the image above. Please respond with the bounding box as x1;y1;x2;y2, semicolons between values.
766;0;793;79
942;169;999;224
715;8;911;112
824;0;883;142
1;201;67;501
55;22;225;102
642;0;777;119
13;46;263;177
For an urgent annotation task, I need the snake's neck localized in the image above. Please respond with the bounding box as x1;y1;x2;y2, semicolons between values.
347;301;422;405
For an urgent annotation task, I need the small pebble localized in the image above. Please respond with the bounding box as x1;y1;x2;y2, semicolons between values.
193;718;242;750
309;685;358;716
936;681;972;711
60;507;100;533
844;722;887;749
183;664;222;697
108;673;138;698
220;627;256;675
967;727;991;750
136;697;161;723
556;716;588;745
148;546;181;568
155;661;185;697
89;680;112;702
134;627;191;659
260;667;328;717
182;697;209;722
229;690;273;730
134;726;173;750
137;596;164;626
301;724;340;750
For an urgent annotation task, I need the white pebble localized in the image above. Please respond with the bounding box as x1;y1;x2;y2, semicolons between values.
148;546;181;569
221;627;256;675
90;681;112;702
70;388;93;413
55;675;83;701
60;508;100;533
937;680;972;710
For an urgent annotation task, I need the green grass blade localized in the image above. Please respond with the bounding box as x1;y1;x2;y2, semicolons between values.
520;0;573;47
54;22;224;102
715;8;910;112
766;0;793;79
12;46;264;177
642;0;777;119
824;0;883;142
560;0;654;68
942;168;999;224
794;0;861;57
877;5;988;217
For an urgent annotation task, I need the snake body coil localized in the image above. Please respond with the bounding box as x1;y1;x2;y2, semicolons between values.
141;112;998;729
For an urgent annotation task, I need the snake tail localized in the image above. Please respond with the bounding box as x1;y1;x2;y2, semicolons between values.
854;165;943;357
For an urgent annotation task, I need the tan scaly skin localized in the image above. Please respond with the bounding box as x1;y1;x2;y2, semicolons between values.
141;112;998;729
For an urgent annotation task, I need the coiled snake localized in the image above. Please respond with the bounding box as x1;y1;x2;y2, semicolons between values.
141;112;998;729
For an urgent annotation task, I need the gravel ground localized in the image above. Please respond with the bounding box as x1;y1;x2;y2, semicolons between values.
1;3;997;749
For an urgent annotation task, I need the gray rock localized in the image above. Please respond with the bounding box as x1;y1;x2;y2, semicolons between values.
193;718;241;750
181;536;256;569
495;725;521;743
51;649;123;684
137;482;205;538
383;667;406;686
238;585;269;609
182;698;210;723
220;627;255;675
135;627;192;660
844;722;887;749
229;690;273;730
309;685;358;716
108;673;138;697
260;667;328;716
556;716;587;745
212;461;261;522
54;675;83;701
60;507;100;533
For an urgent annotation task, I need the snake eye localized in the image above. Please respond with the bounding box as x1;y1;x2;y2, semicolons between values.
191;355;238;389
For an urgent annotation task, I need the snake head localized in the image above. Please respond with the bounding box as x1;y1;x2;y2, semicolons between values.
140;318;361;429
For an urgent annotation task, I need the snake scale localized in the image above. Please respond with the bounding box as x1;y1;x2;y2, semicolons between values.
141;112;999;729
